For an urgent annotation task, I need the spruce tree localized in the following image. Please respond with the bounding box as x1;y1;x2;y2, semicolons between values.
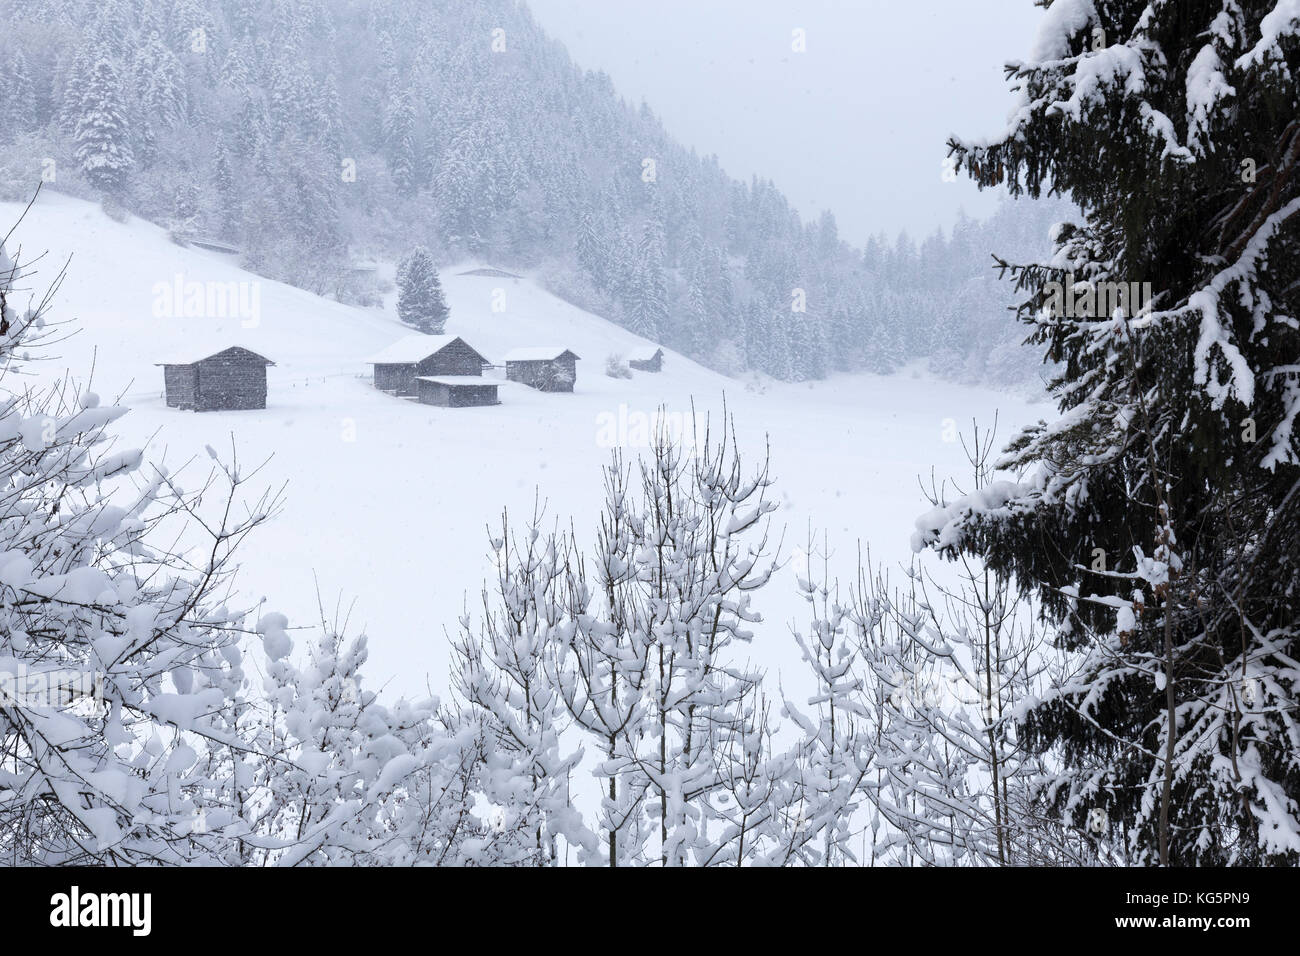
384;89;420;196
74;57;134;194
684;259;713;359
397;246;449;334
2;50;34;136
626;220;668;339
576;207;607;289
213;141;239;234
57;49;90;133
921;1;1300;865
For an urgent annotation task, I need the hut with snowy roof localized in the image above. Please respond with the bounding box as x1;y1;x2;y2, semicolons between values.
366;334;490;396
156;346;274;411
503;347;580;393
628;347;664;373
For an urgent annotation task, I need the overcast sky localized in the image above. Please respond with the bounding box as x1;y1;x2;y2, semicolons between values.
526;0;1044;247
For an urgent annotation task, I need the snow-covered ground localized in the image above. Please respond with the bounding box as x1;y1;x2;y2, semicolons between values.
1;191;1046;701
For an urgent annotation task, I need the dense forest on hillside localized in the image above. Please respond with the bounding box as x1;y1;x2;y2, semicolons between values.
0;0;1062;386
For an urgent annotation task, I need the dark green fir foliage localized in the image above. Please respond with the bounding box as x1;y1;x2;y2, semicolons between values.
921;0;1300;865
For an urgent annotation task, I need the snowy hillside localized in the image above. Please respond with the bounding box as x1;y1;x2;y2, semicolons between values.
1;191;1043;698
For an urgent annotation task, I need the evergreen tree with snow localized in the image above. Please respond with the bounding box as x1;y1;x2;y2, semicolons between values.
576;206;608;289
683;261;713;359
57;49;90;134
74;57;134;194
0;50;34;137
625;220;668;340
131;31;185;132
396;246;449;334
384;88;420;196
213;141;239;233
920;0;1300;865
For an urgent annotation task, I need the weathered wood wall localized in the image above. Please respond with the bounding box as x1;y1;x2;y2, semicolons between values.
163;365;199;409
195;356;268;411
421;340;485;377
416;380;500;407
374;363;416;394
505;356;576;392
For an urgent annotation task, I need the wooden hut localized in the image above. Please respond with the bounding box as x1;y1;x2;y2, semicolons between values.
628;347;664;373
415;376;500;408
156;346;274;411
458;267;523;279
367;335;490;396
503;347;580;392
187;238;242;256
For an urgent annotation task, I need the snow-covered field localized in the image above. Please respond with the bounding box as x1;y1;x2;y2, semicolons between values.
1;191;1045;700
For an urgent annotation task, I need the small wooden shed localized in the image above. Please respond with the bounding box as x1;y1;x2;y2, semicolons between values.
156;346;274;411
415;376;501;408
503;347;580;393
367;334;490;396
628;347;664;373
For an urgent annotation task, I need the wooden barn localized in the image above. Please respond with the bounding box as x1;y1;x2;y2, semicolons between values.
416;376;500;408
367;335;490;396
628;347;664;373
503;347;580;392
156;346;274;411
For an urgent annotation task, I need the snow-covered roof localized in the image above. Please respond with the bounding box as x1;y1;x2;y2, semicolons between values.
627;346;664;361
415;376;499;386
154;345;275;366
502;347;580;362
366;334;471;365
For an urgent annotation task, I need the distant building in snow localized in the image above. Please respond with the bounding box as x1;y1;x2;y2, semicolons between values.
156;346;274;411
187;237;242;256
628;347;664;373
457;267;523;279
366;334;490;396
503;347;580;392
416;376;501;408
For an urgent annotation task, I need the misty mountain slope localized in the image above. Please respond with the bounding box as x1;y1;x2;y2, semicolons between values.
3;191;1040;697
0;0;1061;387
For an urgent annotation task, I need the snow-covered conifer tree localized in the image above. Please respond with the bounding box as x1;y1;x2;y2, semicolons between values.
926;0;1300;865
396;246;449;334
576;207;608;290
384;89;420;196
625;221;668;339
74;56;134;193
0;50;34;136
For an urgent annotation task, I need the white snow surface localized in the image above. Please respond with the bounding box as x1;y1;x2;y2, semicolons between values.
2;191;1042;701
1029;0;1097;63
